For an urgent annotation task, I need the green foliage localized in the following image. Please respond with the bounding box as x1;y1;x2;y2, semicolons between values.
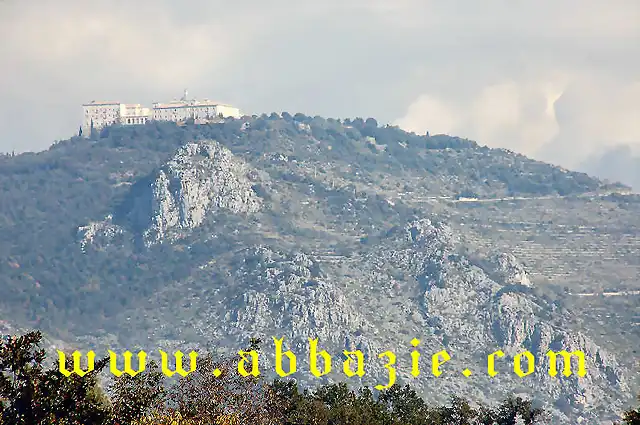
109;360;166;425
3;330;640;425
0;330;112;425
269;382;549;425
378;384;429;424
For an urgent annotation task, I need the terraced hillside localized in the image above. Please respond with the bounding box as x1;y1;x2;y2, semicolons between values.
302;191;640;386
436;194;640;385
442;194;640;290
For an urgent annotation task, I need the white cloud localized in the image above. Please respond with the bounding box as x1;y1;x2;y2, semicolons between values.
0;0;638;163
394;74;568;157
394;95;457;136
536;76;640;166
0;1;257;90
394;63;640;168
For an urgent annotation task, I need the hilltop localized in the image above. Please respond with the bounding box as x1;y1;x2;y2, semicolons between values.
0;114;637;423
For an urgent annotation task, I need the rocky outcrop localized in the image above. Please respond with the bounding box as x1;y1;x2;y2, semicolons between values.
102;216;630;424
141;141;262;245
215;247;385;381
77;140;263;249
489;252;532;287
360;218;628;421
77;214;124;252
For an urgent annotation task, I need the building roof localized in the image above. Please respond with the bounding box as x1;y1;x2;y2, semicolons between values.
152;99;235;109
152;102;190;109
197;99;235;108
83;101;120;106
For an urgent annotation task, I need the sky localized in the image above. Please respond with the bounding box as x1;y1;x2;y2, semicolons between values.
1;0;639;176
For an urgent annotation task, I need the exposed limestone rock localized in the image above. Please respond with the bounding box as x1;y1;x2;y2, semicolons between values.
360;218;628;420
99;216;630;424
490;252;533;287
140;141;262;245
220;246;379;362
77;141;263;250
77;214;124;252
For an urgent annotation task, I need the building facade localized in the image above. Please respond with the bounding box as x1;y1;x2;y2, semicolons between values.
80;91;241;136
151;100;241;121
120;104;152;126
152;90;241;122
81;101;121;135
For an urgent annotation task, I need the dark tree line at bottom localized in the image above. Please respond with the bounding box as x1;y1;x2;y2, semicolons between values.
0;331;638;425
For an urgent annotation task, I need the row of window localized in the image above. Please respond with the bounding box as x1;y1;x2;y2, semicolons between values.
85;113;228;130
123;117;148;125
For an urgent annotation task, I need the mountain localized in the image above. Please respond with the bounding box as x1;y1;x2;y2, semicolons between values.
0;114;637;424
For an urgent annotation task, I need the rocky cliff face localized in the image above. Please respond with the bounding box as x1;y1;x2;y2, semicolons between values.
78;140;262;248
87;216;629;424
141;141;262;245
68;137;635;424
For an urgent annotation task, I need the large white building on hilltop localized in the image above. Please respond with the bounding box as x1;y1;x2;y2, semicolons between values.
80;90;241;136
152;90;241;122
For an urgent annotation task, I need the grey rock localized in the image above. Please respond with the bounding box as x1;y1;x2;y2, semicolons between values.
142;141;261;245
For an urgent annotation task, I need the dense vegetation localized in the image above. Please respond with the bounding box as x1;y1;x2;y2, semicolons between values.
0;115;624;336
2;331;637;424
1;330;638;425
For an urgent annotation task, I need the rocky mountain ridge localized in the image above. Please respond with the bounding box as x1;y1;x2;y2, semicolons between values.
0;116;637;424
73;139;631;423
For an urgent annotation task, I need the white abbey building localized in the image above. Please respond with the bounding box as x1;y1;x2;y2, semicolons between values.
81;90;241;136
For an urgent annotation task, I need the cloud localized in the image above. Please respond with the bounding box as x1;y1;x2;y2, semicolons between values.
394;74;568;158
537;76;640;166
0;0;638;164
579;145;640;190
395;71;640;168
0;0;260;90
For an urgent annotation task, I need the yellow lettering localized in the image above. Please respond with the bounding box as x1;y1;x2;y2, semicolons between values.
273;337;296;377
487;350;505;377
159;350;197;377
411;338;421;377
237;350;260;377
514;351;535;378
108;350;146;377
375;351;396;390
309;338;331;378
547;350;586;377
57;350;95;377
432;350;450;377
343;350;365;378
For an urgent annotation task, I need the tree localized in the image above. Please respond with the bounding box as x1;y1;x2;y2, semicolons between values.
167;339;281;425
378;384;429;424
109;360;166;425
293;113;310;123
478;396;547;425
0;331;112;425
131;409;204;425
431;395;478;425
